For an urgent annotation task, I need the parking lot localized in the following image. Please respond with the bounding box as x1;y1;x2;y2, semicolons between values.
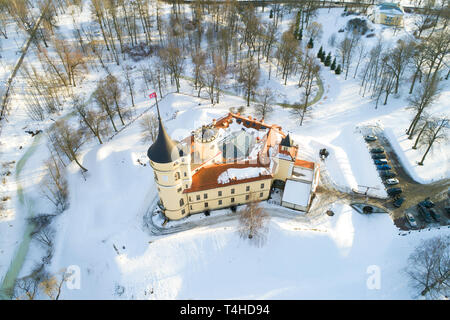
361;125;450;231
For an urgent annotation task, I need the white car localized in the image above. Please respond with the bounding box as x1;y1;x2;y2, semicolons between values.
386;178;399;185
405;212;418;229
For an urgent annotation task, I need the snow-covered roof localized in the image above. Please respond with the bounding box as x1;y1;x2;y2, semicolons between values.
292;166;313;182
375;3;404;15
282;179;312;208
218;167;270;184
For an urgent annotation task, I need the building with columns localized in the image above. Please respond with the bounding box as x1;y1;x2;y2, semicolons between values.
147;109;320;221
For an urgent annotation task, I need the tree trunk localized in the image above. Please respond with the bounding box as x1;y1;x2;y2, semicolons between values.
418;142;433;166
412;122;427;149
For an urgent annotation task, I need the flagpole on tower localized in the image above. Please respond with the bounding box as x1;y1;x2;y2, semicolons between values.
149;92;160;119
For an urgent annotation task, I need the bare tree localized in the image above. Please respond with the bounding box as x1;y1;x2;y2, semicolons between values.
417;118;449;166
13;264;48;300
405;235;450;299
386;39;414;94
238;200;270;247
254;88;276;119
409;41;428;94
122;65;135;107
412;113;432;150
34;225;56;249
406;75;441;138
238;58;260;107
93;75;127;132
337;31;360;80
191;49;206;90
52;36;86;87
276;30;299;85
74;95;109;144
305;21;323;42
353;41;366;78
140;113;159;143
291;53;319;126
159;43;184;92
424;29;450;82
41;153;69;213
48;119;88;172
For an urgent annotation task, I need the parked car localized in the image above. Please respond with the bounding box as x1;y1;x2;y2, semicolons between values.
386;178;399;185
364;135;377;142
380;171;396;178
405;212;418;229
428;208;441;222
387;187;402;197
393;197;405;208
374;159;388;165
418;204;432;223
372;153;387;159
377;164;392;170
421;198;435;208
370;147;384;153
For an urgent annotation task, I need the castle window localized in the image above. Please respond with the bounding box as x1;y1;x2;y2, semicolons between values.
246;195;250;200
231;188;235;194
180;199;184;206
177;187;182;193
218;190;222;197
189;196;192;202
218;200;222;205
246;186;250;192
175;172;180;180
205;202;208;208
196;195;200;201
261;183;264;189
204;193;208;199
260;192;263;198
181;209;185;215
184;172;187;177
231;197;235;203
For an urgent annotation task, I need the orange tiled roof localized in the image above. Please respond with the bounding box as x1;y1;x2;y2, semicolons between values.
184;162;272;193
294;159;315;170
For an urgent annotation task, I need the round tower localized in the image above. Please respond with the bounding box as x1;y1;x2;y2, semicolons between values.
192;124;220;164
147;116;189;220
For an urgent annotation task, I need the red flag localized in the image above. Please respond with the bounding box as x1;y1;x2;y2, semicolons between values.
149;92;157;99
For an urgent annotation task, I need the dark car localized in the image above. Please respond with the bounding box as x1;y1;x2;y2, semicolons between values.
377;164;392;170
370;147;384;153
418;204;432;223
380;171;396;178
364;135;377;142
421;198;435;208
393;197;405;208
374;159;388;165
428;208;441;222
387;187;402;197
372;154;387;159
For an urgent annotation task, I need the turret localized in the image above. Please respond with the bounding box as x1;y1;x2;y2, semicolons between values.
147;107;189;220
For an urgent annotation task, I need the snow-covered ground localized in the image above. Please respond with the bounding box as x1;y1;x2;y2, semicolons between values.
0;2;448;299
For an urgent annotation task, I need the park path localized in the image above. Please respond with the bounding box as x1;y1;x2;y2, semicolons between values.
0;133;43;299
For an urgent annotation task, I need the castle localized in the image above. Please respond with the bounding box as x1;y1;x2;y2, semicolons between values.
147;108;320;220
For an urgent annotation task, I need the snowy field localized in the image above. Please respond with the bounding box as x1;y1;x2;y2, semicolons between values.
0;1;449;300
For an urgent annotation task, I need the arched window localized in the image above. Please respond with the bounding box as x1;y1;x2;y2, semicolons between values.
175;172;180;180
180;199;184;207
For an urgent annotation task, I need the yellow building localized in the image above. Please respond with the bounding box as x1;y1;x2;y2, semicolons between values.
368;2;405;27
147;110;320;221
